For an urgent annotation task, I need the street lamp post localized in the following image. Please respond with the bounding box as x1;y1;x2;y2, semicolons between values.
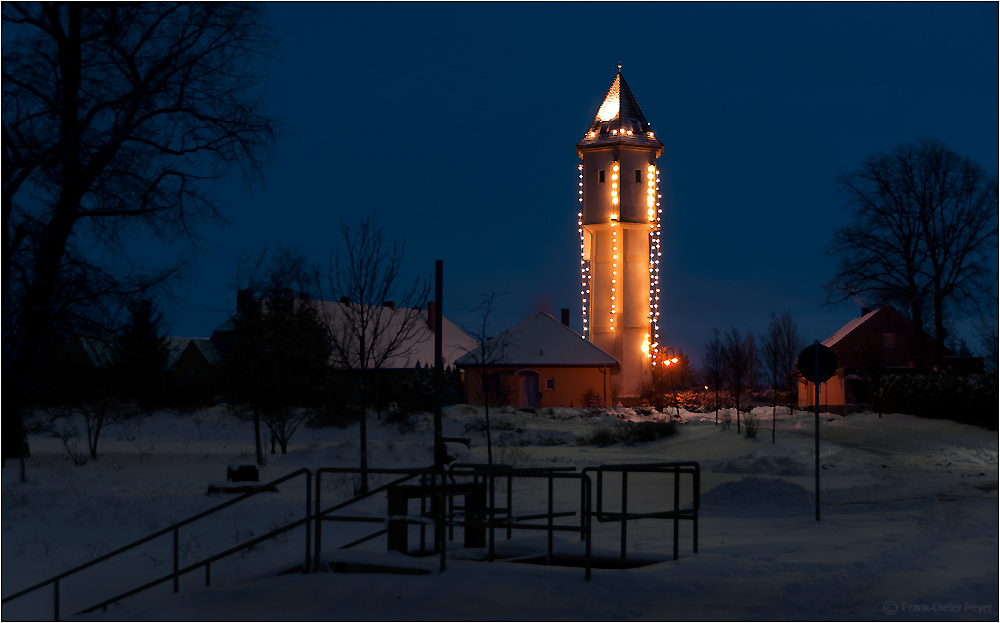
664;348;680;416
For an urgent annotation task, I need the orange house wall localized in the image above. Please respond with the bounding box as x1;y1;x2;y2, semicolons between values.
464;366;616;408
797;369;846;407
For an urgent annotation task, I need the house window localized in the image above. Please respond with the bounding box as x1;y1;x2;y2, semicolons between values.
545;378;555;391
599;170;605;183
635;169;641;182
882;332;896;350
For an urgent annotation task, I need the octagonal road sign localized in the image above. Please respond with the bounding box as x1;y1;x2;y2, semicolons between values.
797;343;838;383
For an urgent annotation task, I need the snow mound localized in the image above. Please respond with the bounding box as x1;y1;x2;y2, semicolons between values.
700;477;815;516
709;452;810;476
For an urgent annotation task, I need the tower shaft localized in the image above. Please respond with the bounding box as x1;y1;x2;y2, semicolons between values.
576;71;663;400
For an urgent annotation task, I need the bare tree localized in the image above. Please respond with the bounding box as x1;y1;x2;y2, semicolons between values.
225;245;328;464
972;302;998;373
703;328;724;425
723;327;751;434
43;335;133;461
463;292;511;466
3;3;277;459
761;311;802;443
321;217;429;493
744;333;760;395
827;138;998;368
777;310;804;417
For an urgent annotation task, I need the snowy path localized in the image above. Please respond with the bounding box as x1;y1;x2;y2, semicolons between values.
2;407;996;620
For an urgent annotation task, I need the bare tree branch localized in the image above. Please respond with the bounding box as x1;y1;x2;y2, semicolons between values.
3;2;278;459
825;138;997;368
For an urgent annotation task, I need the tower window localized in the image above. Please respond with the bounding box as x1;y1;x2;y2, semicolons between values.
635;170;641;182
599;170;605;183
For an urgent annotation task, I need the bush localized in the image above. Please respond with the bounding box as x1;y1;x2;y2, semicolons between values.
626;421;678;443
579;422;632;446
309;404;361;429
381;406;418;433
494;444;534;469
579;420;678;446
720;409;732;431
879;372;998;429
743;411;760;439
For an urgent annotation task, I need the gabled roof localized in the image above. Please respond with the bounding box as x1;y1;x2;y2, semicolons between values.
166;337;194;368
313;300;478;368
214;298;478;369
823;308;880;348
455;312;620;368
192;338;223;365
822;305;954;363
76;335;116;367
577;69;663;155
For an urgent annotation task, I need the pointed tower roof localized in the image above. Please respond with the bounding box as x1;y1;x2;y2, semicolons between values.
577;68;663;155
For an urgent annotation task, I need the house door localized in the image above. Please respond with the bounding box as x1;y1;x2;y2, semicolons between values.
519;371;540;408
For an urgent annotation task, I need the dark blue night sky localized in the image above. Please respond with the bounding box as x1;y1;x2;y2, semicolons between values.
166;2;998;365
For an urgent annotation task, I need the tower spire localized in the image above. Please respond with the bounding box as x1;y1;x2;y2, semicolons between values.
577;71;662;154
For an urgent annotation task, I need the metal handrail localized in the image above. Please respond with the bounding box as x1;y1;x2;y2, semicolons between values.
447;465;593;578
5;460;696;619
1;468;312;620
582;461;699;566
313;466;437;571
313;465;594;579
79;513;312;614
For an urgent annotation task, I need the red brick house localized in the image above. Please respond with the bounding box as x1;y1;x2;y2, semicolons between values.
798;305;964;409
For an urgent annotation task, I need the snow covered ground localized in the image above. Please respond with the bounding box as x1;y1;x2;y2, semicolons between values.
2;404;997;621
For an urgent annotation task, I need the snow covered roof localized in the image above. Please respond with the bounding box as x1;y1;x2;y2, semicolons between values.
76;335;115;367
454;312;620;368
189;338;222;366
577;70;663;154
165;337;192;367
213;298;478;369
822;307;880;347
307;300;477;368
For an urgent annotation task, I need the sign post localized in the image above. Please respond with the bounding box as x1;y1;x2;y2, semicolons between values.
797;341;837;521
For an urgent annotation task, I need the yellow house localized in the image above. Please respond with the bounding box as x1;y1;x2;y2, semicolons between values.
455;312;620;409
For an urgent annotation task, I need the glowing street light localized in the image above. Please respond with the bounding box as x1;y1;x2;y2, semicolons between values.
663;347;681;416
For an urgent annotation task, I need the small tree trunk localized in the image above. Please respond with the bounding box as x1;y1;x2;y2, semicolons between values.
359;378;369;494
736;378;742;434
714;384;719;426
253;406;264;466
485;399;493;466
772;391;776;444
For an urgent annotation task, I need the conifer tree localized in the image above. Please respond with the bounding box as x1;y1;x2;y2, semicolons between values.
114;296;170;414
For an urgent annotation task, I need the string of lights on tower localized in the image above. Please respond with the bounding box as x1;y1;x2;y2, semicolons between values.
576;67;664;397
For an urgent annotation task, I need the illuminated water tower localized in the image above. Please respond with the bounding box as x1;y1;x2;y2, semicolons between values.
576;67;664;398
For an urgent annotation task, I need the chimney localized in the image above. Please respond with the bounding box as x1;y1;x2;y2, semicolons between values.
861;306;871;316
340;296;351;305
382;301;396;310
561;308;570;327
427;301;436;332
283;288;294;299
